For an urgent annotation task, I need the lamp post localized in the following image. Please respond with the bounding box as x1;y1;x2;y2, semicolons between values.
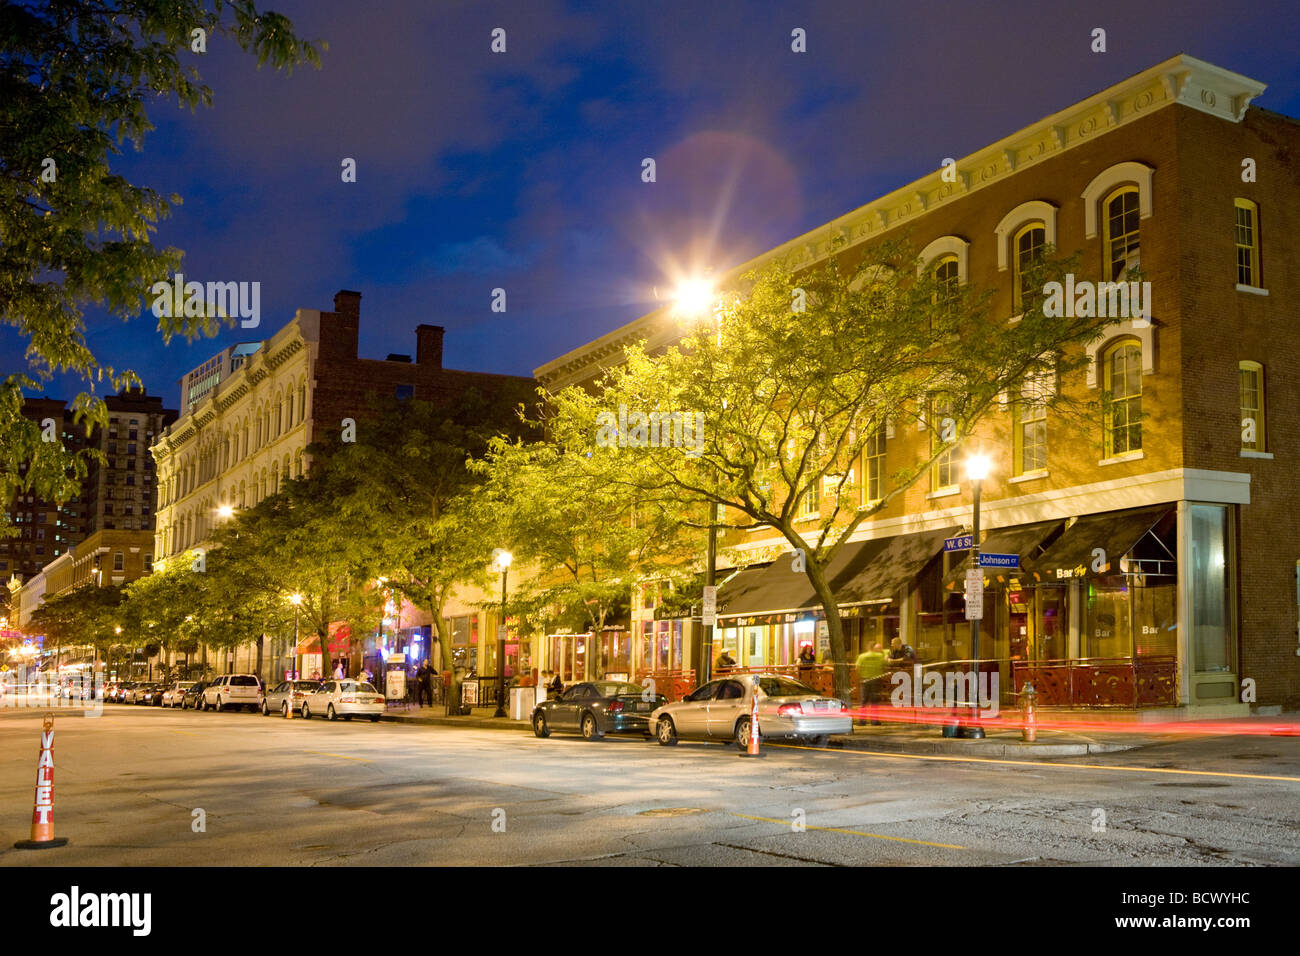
675;276;723;684
963;453;990;740
492;549;512;718
286;594;302;718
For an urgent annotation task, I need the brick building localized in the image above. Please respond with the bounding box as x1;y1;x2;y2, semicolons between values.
536;54;1300;712
151;289;536;679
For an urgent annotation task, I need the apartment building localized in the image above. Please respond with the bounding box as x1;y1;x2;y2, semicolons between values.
535;55;1299;711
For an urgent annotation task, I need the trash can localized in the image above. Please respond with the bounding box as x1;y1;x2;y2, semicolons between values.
509;685;536;720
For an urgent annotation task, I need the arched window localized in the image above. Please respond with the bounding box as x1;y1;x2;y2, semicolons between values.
275;392;283;438
1235;198;1260;287
1103;341;1143;458
933;254;959;300
242;421;249;459
1240;361;1265;452
298;379;307;423
1013;366;1052;476
1013;222;1046;314
272;461;280;495
238;479;246;509
294;449;304;478
1104;186;1141;281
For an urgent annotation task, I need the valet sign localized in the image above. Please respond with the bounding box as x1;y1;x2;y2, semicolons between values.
964;569;984;621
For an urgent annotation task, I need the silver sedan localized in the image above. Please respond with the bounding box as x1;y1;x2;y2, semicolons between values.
649;673;850;748
261;679;324;717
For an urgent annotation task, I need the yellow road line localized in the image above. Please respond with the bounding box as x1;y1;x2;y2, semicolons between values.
304;750;372;763
731;812;965;849
768;742;1300;783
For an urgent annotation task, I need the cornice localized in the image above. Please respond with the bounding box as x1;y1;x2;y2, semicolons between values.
534;54;1266;391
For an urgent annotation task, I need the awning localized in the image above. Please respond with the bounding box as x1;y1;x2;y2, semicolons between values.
1032;505;1174;580
714;563;778;618
943;520;1064;589
832;526;960;606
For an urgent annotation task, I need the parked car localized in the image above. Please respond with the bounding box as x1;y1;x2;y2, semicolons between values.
108;681;136;703
134;683;166;706
649;674;851;748
124;682;154;704
162;681;196;708
200;674;262;712
180;681;209;710
531;680;669;740
301;680;385;721
262;679;324;717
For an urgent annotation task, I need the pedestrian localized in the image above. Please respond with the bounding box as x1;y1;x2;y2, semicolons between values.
888;636;916;666
855;643;886;724
716;649;736;671
419;661;434;708
548;671;564;697
333;661;345;679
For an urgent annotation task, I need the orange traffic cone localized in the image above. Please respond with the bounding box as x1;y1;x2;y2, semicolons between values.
739;690;765;758
14;714;69;849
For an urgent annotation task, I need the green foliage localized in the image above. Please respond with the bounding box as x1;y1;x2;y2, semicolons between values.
0;0;323;521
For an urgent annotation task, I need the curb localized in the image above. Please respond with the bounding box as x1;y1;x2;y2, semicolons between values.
831;734;1144;758
379;712;529;730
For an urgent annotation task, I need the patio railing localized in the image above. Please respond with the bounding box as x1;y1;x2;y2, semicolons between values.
1012;656;1177;707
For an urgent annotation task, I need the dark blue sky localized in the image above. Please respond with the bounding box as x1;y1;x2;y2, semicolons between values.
9;0;1300;408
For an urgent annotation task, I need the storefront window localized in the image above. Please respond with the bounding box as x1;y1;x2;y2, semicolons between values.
1132;583;1177;657
600;631;631;677
1034;586;1068;660
1189;504;1232;673
1085;584;1131;658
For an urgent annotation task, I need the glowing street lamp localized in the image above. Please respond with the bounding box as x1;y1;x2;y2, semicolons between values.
962;451;992;740
672;277;716;319
492;549;512;718
216;504;234;520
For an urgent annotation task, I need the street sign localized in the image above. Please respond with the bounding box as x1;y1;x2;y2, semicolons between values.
964;568;984;620
702;586;717;628
977;552;1020;569
497;625;508;642
944;535;974;552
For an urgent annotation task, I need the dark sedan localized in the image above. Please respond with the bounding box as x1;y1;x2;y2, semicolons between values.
531;680;669;740
180;681;209;710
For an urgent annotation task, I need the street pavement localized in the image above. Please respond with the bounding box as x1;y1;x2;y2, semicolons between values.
1;705;1298;866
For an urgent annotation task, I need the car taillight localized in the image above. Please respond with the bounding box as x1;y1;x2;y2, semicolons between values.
777;703;803;716
608;700;624;714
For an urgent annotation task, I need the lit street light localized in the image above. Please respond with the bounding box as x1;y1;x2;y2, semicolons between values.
962;452;991;740
217;504;234;520
492;549;512;718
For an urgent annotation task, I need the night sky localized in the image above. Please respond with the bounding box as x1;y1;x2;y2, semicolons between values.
8;0;1300;409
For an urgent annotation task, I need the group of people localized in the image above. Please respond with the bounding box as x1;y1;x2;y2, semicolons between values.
855;636;916;722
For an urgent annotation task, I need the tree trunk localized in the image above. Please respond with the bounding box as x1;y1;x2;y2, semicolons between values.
804;560;850;701
432;611;459;715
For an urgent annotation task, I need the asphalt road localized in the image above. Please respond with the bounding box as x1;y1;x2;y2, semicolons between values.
2;705;1298;866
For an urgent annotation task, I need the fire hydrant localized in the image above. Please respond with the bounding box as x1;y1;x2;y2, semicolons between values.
1021;681;1038;743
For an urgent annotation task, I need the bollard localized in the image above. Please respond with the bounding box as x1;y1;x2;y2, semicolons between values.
14;714;69;849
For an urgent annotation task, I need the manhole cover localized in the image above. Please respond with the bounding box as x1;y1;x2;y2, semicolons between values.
637;807;709;817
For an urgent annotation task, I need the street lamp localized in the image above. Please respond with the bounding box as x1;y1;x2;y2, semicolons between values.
962;452;991;740
492;549;512;718
216;504;234;520
288;592;302;679
675;276;724;684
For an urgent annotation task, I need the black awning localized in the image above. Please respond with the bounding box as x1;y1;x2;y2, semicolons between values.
943;520;1064;587
717;552;816;618
714;564;775;617
833;526;960;606
1032;505;1174;580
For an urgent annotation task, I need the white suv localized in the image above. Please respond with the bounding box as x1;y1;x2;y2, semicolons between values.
200;674;262;713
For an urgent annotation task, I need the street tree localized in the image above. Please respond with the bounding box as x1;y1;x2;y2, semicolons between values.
544;236;1111;700
0;1;322;521
313;390;535;710
474;436;706;682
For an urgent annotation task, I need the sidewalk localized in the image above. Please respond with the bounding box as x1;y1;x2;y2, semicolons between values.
380;703;529;729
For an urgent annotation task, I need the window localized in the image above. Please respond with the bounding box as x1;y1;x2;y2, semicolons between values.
1235;199;1260;287
929;397;956;490
1104;187;1140;281
1240;361;1265;452
864;422;886;503
1013;369;1051;475
1013;224;1046;313
113;551;124;571
1103;342;1142;457
798;481;819;519
933;255;959;301
395;384;415;401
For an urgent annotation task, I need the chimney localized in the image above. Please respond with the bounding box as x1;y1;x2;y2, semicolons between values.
333;290;362;316
416;324;445;369
320;289;361;362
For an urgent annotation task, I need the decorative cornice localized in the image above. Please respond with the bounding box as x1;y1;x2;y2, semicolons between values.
534;54;1266;391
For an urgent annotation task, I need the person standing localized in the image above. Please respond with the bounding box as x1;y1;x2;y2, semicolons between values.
855;643;886;724
419;661;434;708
